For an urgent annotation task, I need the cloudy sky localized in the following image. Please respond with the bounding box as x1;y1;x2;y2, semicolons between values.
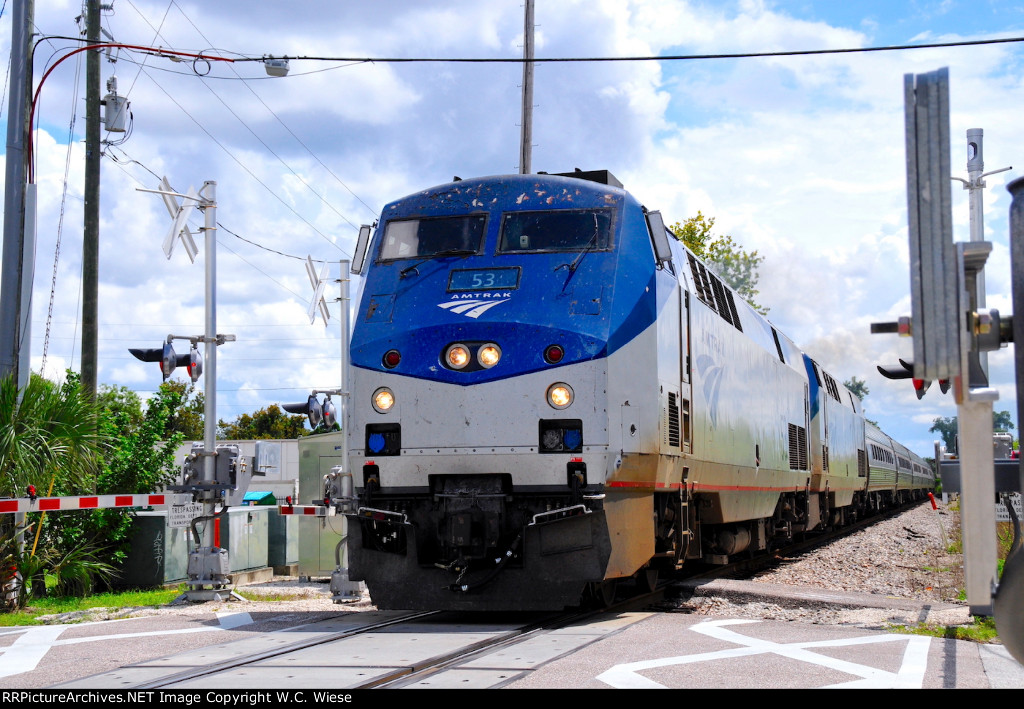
3;0;1023;457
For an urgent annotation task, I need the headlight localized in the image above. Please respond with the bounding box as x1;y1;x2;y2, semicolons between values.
478;344;501;368
445;344;470;369
372;387;395;413
547;383;574;409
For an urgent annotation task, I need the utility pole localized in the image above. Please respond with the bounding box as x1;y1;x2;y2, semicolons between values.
82;0;101;394
0;0;36;391
518;0;534;175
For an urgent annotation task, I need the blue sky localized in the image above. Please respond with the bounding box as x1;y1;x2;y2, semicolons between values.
2;0;1023;457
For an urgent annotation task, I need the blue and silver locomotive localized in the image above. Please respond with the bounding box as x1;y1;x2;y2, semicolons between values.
343;169;932;611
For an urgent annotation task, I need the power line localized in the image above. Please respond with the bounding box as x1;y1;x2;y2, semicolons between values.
216;222;309;261
119;0;374;236
103;146;323;264
166;0;379;222
228;35;1024;65
136;65;348;256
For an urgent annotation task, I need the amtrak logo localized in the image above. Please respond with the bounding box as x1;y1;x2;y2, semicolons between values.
438;294;512;319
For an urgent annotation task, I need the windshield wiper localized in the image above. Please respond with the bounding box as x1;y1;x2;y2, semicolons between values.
556;214;602;285
399;249;476;279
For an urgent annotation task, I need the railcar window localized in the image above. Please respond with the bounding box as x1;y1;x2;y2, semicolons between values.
379;214;487;261
498;209;613;253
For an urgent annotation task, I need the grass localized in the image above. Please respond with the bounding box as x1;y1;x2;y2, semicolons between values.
0;585;186;626
903;506;1018;645
888;616;1000;643
233;589;297;602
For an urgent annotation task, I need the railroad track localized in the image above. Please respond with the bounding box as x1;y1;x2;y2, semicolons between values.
69;502;928;690
117;602;644;690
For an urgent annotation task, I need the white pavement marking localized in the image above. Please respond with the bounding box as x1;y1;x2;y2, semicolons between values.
596;619;932;689
0;611;255;680
0;625;67;679
217;612;254;629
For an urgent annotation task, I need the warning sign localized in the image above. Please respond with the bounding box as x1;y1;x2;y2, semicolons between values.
168;501;203;528
996;494;1023;523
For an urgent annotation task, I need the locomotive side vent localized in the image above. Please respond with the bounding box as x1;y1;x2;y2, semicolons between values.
725;288;743;332
667;392;681;448
822;370;841;403
686;253;743;333
771;328;785;363
709;275;733;327
858;448;868;477
788;423;808;470
687;254;714;306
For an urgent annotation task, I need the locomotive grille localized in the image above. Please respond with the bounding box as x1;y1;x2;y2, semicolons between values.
710;276;732;327
667;392;681;448
788;423;808;470
724;287;743;332
858;448;868;477
687;254;713;305
687;253;743;333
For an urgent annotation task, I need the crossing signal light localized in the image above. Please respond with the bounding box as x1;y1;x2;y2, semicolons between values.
912;378;931;400
322;396;337;429
130;343;191;381
187;346;203;383
876;358;914;381
877;358;933;399
283;394;323;429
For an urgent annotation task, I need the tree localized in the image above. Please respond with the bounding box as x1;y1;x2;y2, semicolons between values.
844;376;869;401
929;410;1015;452
0;372;103;499
218;404;309;440
0;372;110;605
669;212;767;315
929;416;958;451
161;379;205;440
39;379;187;583
994;410;1014;433
843;376;877;425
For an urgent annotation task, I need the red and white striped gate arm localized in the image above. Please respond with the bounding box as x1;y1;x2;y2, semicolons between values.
0;494;169;515
277;504;334;517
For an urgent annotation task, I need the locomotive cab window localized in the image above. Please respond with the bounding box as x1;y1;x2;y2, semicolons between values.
498;208;614;254
379;214;487;261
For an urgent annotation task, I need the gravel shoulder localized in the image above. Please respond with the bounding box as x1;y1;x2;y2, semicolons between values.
669;498;973;630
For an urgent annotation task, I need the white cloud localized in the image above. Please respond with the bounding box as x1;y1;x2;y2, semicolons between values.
5;0;1021;455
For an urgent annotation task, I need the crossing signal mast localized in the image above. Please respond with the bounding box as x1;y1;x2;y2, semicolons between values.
128;178;260;603
278;247;368;603
873;68;1024;664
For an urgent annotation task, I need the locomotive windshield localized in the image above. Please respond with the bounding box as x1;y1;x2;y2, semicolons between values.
379;214;487;261
498;208;614;254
